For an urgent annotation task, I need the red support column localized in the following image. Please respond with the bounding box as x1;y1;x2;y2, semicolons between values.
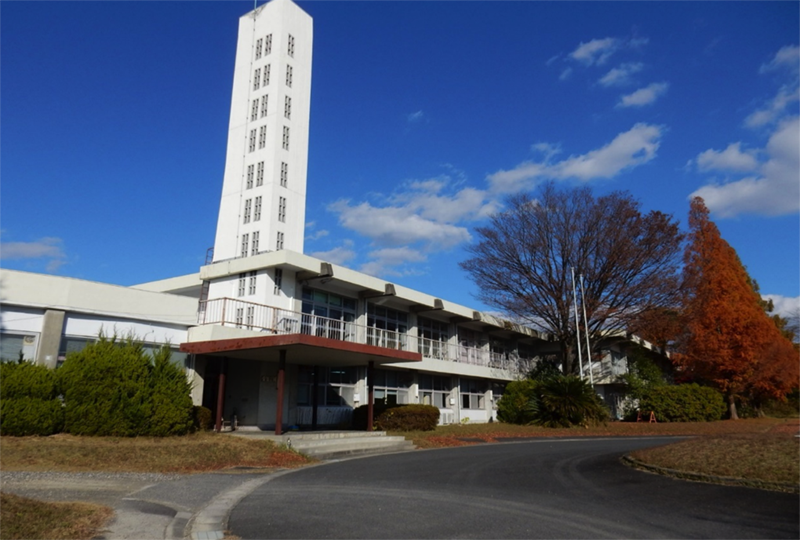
275;350;286;435
367;360;375;431
215;357;227;432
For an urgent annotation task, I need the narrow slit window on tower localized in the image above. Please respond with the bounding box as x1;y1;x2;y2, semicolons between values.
241;233;249;258
276;231;284;250
278;196;286;223
248;270;257;295
235;307;244;328
264;64;271;86
280;162;288;187
252;231;260;255
282;126;290;150
258;125;267;149
284;96;291;119
261;95;268;118
249;129;256;153
254;196;262;221
287;34;295;57
238;272;247;297
256;162;264;186
246;164;254;189
253;68;261;90
285;65;293;87
251;99;259;121
246;306;254;328
255;38;263;60
243;199;252;224
265;34;273;55
274;268;283;295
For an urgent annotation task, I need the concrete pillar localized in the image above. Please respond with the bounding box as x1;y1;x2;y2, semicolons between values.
36;310;65;368
275;350;286;435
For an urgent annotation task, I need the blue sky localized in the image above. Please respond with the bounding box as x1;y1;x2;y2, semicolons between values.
2;1;798;317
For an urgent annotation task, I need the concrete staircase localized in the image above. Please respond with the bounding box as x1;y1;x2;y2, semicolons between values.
229;430;415;461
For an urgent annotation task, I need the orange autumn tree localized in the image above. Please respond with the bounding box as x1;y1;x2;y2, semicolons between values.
678;197;778;420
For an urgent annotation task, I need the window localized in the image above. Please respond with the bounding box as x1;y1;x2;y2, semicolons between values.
243;199;252;224
287;34;295;57
284;96;291;119
297;366;358;407
418;317;449;360
253;68;261;90
246;164;254;189
258;126;266;149
367;304;408;350
251;99;259;121
248;270;257;295
248;129;256;153
460;378;487;410
282;126;290;150
280;162;288;187
255;38;263;60
246;306;255;329
252;231;260;255
254;196;262;221
237;272;246;297
274;268;283;295
235;307;244;328
301;288;357;340
276;231;284;250
285;64;293;87
264;64;271;86
264;34;272;55
256;162;264;186
278;196;286;222
260;95;268;118
241;233;249;258
420;375;451;409
371;369;413;405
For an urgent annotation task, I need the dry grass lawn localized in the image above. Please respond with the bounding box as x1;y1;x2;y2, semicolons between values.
0;492;113;540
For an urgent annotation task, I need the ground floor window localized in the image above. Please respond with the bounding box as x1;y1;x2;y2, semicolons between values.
371;369;412;405
419;374;451;408
1;333;37;362
461;377;487;410
297;366;358;407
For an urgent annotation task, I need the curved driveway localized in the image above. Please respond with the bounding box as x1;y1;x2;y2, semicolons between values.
230;437;799;539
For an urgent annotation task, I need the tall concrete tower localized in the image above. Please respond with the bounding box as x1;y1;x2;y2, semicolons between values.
212;0;312;262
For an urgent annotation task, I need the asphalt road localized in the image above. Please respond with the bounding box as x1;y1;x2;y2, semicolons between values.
229;437;799;539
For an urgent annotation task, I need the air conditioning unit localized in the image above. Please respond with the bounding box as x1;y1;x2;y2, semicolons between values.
440;411;455;425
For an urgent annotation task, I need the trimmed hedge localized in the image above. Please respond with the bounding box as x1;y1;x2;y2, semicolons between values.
375;404;440;431
352;402;395;430
193;406;213;431
638;383;725;422
0;361;64;436
496;379;537;424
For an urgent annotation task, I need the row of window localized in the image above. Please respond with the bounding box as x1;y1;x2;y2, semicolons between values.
255;33;294;60
235;268;284;298
238;230;286;257
243;196;286;225
249;125;291;153
245;161;288;190
250;95;292;122
253;64;271;90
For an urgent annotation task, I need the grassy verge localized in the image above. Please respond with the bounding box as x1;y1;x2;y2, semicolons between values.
395;417;795;449
0;492;113;540
0;432;313;473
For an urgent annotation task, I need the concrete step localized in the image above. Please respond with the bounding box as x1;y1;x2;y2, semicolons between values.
228;430;416;460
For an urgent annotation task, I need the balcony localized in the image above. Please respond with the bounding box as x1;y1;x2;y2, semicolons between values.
197;297;532;376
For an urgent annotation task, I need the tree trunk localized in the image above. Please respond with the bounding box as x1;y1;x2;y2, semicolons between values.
727;393;739;420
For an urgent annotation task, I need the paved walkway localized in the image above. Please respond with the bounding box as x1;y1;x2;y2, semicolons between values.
1;469;298;540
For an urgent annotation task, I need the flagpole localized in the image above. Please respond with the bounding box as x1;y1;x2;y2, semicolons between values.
580;274;594;388
571;267;584;380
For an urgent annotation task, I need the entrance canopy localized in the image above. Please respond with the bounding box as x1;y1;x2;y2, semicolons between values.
180;333;422;367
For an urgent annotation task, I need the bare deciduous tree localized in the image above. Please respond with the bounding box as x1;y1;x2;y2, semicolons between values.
460;183;683;374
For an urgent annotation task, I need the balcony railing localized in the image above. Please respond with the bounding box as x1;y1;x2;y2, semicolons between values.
197;297;534;376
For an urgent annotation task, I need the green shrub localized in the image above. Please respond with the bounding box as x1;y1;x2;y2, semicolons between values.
638;383;725;422
58;336;193;436
527;375;609;428
497;379;538;424
193;406;213;431
375;404;440;431
0;397;64;436
0;361;63;436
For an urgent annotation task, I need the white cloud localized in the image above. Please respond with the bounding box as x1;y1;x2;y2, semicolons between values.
407;110;425;123
617;82;669;108
559;67;573;81
0;237;66;272
744;85;799;128
359;247;427;278
760;45;800;74
598;62;643;87
309;241;355;266
763;294;800;318
488;123;664;193
691;116;799;217
569;37;619;66
695;142;759;172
